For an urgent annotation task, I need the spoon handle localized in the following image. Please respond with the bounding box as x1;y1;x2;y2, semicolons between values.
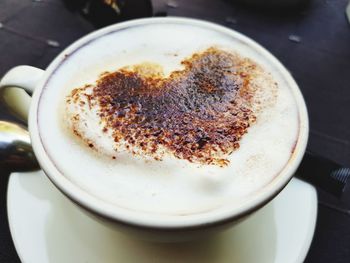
296;151;350;197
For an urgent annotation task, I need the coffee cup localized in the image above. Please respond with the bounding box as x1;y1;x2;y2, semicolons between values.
0;17;308;242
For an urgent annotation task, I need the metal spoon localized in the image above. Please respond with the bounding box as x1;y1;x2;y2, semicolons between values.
0;120;39;171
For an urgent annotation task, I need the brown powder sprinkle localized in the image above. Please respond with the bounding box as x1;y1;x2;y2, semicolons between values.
67;47;275;166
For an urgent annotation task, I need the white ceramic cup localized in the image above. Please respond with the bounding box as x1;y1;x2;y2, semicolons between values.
0;17;308;242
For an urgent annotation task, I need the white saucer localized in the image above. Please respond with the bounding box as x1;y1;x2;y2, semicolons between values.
7;171;317;263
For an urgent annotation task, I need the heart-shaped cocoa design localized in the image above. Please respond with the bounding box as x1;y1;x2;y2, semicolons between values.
67;47;277;166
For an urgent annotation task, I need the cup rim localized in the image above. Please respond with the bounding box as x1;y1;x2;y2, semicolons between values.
29;17;309;229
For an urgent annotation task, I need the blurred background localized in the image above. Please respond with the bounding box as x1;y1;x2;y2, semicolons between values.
0;0;350;262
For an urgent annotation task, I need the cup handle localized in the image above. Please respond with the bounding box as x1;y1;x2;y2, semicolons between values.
0;65;45;123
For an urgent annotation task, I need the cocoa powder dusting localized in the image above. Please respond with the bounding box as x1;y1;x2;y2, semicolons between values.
68;47;262;166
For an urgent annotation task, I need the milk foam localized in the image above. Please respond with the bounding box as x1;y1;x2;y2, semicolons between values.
38;22;299;215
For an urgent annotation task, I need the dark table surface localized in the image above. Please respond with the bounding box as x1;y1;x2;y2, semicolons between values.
1;0;350;262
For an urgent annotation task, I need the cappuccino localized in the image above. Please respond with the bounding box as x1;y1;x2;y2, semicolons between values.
38;22;299;215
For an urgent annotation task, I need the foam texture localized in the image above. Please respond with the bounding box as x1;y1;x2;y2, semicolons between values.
38;23;299;215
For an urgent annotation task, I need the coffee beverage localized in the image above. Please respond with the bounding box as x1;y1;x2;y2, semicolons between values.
38;22;299;215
